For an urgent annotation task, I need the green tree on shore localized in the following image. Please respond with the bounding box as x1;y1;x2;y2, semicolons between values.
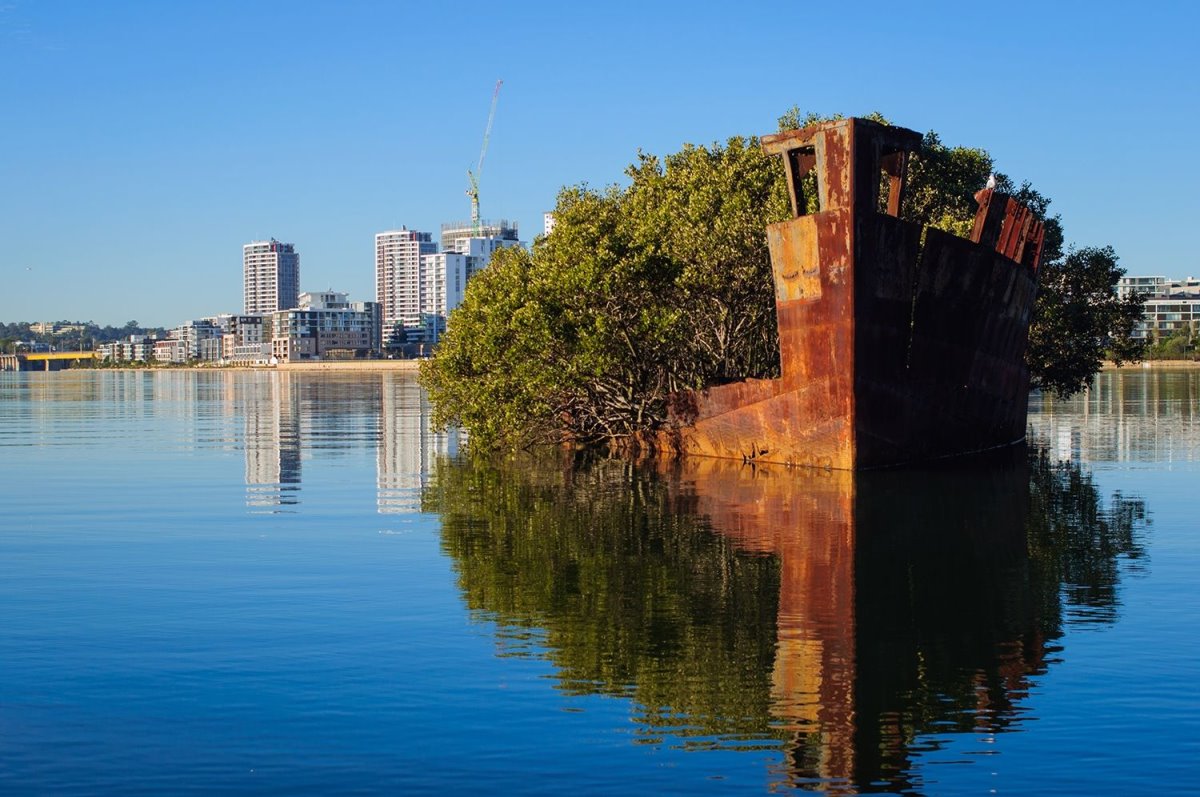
421;137;787;449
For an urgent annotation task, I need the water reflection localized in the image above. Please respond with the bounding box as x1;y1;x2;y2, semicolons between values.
0;371;457;514
238;372;302;508
378;375;459;514
426;449;1147;793
1031;368;1200;463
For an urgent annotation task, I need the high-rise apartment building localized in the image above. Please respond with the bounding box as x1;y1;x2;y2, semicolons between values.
376;223;522;348
439;219;519;255
419;252;469;343
376;229;437;343
243;239;300;315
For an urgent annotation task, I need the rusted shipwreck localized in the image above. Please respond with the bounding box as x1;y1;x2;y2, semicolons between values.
662;117;1045;470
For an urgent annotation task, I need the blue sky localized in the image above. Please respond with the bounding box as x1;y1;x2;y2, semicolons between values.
2;0;1197;327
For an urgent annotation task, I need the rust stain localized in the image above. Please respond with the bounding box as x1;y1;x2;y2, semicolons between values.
662;118;1044;470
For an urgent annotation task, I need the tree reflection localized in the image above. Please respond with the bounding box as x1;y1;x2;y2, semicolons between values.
424;448;1147;793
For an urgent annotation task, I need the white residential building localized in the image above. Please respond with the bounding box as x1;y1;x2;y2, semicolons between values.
244;239;300;315
377;222;521;348
1118;275;1200;340
95;335;156;363
153;338;189;364
439;219;519;254
211;315;268;362
418;252;469;344
1117;275;1168;300
448;234;521;280
376;229;437;344
543;212;556;236
167;319;221;361
270;291;381;362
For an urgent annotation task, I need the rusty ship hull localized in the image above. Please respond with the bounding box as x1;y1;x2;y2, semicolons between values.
661;118;1044;471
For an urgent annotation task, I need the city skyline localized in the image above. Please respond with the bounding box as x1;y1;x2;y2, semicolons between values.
2;1;1198;326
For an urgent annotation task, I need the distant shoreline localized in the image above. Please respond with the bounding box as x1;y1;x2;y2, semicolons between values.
276;360;423;372
1103;360;1200;370
72;360;426;373
14;358;1198;376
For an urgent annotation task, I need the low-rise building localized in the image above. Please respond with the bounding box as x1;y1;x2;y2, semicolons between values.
1118;276;1200;340
213;315;267;361
270;291;381;362
30;322;87;336
153;338;189;363
167;319;221;361
96;335;156;363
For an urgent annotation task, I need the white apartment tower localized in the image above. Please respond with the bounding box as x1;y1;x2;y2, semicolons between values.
244;239;299;315
376;223;521;346
376;229;437;340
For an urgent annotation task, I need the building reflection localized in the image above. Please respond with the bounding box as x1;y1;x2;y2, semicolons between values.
429;449;1146;793
236;371;302;508
377;374;458;514
223;370;455;514
1031;369;1200;464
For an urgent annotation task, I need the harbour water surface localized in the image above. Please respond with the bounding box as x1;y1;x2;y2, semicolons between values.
1;369;1197;794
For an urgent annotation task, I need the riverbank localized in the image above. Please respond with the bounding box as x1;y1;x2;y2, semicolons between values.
1104;359;1200;370
276;360;422;372
69;360;426;373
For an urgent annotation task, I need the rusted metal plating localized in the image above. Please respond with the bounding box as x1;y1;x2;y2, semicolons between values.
661;118;1043;470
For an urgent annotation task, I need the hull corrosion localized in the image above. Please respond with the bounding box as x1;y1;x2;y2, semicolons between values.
661;118;1044;470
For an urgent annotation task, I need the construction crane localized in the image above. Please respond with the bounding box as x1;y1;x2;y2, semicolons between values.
467;79;502;234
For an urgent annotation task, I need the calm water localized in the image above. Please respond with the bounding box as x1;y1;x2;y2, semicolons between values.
1;369;1197;794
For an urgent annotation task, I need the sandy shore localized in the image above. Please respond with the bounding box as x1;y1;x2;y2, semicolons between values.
275;360;423;372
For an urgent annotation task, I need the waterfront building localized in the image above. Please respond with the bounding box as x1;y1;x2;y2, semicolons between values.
209;315;268;362
269;291;380;362
153;338;188;363
1118;275;1200;340
417;252;469;344
159;319;220;362
376;229;437;346
95;335;156;363
376;222;520;348
244;239;300;315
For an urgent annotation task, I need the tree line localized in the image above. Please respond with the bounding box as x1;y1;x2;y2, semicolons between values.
0;320;168;353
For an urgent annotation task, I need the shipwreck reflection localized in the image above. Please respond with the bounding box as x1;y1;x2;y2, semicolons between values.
427;449;1146;793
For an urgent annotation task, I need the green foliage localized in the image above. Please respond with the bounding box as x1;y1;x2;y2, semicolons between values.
422;137;789;449
425;112;1143;448
426;452;782;741
1147;325;1196;360
1026;445;1148;623
0;320;167;349
1026;246;1147;397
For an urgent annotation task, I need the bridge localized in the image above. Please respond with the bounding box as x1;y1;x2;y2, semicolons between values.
0;351;97;372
